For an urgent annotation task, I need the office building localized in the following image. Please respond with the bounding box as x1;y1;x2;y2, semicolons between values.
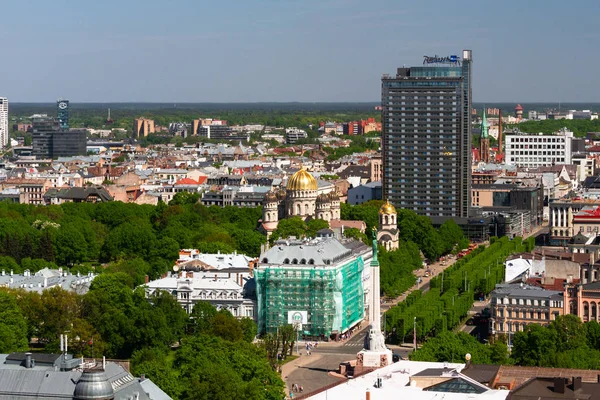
32;115;86;159
381;50;473;218
133;118;155;137
56;99;69;129
505;128;573;167
0;97;7;148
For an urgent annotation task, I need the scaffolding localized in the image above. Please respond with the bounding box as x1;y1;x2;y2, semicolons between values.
255;257;364;337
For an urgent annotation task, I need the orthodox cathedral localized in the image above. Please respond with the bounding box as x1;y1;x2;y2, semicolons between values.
262;167;341;233
262;167;399;250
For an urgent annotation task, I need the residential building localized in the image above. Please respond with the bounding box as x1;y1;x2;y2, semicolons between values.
144;250;257;318
489;284;564;341
370;154;382;181
255;236;371;337
285;127;308;144
0;178;51;205
43;186;113;205
0;97;8;148
145;272;255;318
508;377;600;400
0;268;97;294
572;153;596;182
57;99;69;129
565;281;600;322
504;128;573;167
550;198;600;244
191;118;227;134
347;181;382;205
133;118;155;137
382;50;473;218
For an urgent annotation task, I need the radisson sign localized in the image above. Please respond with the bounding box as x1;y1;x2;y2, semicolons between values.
423;55;461;66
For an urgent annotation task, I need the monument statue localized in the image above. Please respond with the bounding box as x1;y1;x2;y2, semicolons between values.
358;226;393;365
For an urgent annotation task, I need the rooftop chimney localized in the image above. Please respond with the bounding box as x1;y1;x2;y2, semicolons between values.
573;376;582;391
25;353;33;369
366;388;370;400
554;378;566;394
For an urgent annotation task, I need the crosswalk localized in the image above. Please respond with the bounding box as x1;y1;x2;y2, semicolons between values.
340;341;364;348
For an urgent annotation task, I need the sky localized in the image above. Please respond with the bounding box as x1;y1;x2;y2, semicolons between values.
2;0;600;103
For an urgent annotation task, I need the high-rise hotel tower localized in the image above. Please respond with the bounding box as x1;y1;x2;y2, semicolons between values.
381;50;472;218
0;97;7;148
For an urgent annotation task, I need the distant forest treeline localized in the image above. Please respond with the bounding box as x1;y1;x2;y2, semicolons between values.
9;102;382;132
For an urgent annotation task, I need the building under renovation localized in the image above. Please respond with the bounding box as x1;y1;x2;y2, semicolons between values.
255;236;369;338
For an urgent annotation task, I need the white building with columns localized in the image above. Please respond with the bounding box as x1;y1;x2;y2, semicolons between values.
550;199;600;245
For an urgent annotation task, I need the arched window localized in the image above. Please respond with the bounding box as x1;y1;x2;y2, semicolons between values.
262;258;268;263
300;259;306;264
292;258;298;264
384;215;389;225
308;259;315;265
284;258;290;264
296;204;301;214
265;213;270;222
305;203;310;215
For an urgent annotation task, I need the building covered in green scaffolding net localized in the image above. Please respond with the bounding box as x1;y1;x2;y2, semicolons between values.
255;235;372;338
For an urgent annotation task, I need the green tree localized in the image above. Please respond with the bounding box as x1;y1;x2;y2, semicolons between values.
240;317;258;343
270;216;307;242
0;291;29;353
306;219;330;237
190;301;218;334
175;335;285;400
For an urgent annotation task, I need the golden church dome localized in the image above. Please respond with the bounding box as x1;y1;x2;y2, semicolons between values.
286;167;318;191
379;200;397;215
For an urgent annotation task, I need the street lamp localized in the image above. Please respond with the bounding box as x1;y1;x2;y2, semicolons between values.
413;317;417;351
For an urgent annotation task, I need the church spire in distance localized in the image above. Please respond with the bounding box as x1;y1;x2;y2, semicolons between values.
481;107;489;139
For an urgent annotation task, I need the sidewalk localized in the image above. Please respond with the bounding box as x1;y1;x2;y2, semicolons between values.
281;353;323;385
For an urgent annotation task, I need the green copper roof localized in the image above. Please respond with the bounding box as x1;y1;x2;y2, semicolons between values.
481;108;489;139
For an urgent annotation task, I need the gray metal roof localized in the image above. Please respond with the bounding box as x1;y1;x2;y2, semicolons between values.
491;284;562;300
259;237;355;267
0;355;168;400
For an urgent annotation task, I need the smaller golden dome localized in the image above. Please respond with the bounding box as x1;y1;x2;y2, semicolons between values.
379;200;397;215
276;189;287;201
264;191;278;202
317;193;330;203
286;167;318;191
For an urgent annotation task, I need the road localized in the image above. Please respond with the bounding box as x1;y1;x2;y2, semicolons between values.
285;330;413;395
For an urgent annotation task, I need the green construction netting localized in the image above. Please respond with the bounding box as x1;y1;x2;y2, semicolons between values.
256;256;365;337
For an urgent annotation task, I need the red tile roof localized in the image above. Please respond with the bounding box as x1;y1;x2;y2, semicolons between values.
175;178;199;185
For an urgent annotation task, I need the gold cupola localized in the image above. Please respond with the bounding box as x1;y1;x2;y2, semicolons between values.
379;200;397;215
286;167;318;191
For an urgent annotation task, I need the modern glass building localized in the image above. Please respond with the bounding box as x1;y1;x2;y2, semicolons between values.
381;50;472;218
31;114;85;159
57;99;69;130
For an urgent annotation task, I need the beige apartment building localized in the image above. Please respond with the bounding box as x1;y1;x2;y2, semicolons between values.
133;118;155;137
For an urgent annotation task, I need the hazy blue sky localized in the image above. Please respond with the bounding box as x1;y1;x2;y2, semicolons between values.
2;0;599;103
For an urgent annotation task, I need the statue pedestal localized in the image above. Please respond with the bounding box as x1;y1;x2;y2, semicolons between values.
356;348;393;369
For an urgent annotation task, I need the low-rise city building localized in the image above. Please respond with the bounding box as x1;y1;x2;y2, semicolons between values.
490;284;564;341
